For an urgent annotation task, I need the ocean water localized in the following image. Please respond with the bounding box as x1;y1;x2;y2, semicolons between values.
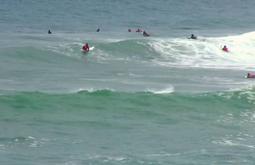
1;0;255;164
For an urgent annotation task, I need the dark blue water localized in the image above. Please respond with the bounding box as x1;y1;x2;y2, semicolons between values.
1;0;255;35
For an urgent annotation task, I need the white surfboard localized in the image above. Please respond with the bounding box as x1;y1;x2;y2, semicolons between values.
90;46;95;51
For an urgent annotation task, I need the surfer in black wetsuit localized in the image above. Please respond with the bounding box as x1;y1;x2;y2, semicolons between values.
143;31;150;37
48;29;52;34
136;28;142;32
96;28;100;32
189;34;197;39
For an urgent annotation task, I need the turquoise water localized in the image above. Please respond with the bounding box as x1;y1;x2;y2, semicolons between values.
1;90;255;164
1;0;255;164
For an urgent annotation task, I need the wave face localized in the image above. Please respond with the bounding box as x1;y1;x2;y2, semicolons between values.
1;89;255;164
1;32;255;93
3;31;255;67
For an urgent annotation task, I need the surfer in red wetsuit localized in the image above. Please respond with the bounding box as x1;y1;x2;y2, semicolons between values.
222;45;229;52
82;43;90;52
247;73;255;78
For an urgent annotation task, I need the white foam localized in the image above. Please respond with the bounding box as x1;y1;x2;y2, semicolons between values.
149;31;255;69
87;154;126;162
212;138;255;149
70;87;116;94
147;86;174;94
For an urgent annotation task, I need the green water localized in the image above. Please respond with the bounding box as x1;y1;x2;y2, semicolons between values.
0;90;255;164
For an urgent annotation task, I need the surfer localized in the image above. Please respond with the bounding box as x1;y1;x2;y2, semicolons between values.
143;31;150;37
96;28;100;32
222;45;229;52
82;43;90;52
48;29;52;34
128;29;132;32
247;73;255;78
136;28;142;32
189;34;197;39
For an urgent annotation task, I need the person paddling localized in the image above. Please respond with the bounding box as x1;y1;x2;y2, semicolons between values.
136;28;142;32
247;72;255;78
143;31;150;37
222;45;229;52
82;43;90;52
189;34;197;39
